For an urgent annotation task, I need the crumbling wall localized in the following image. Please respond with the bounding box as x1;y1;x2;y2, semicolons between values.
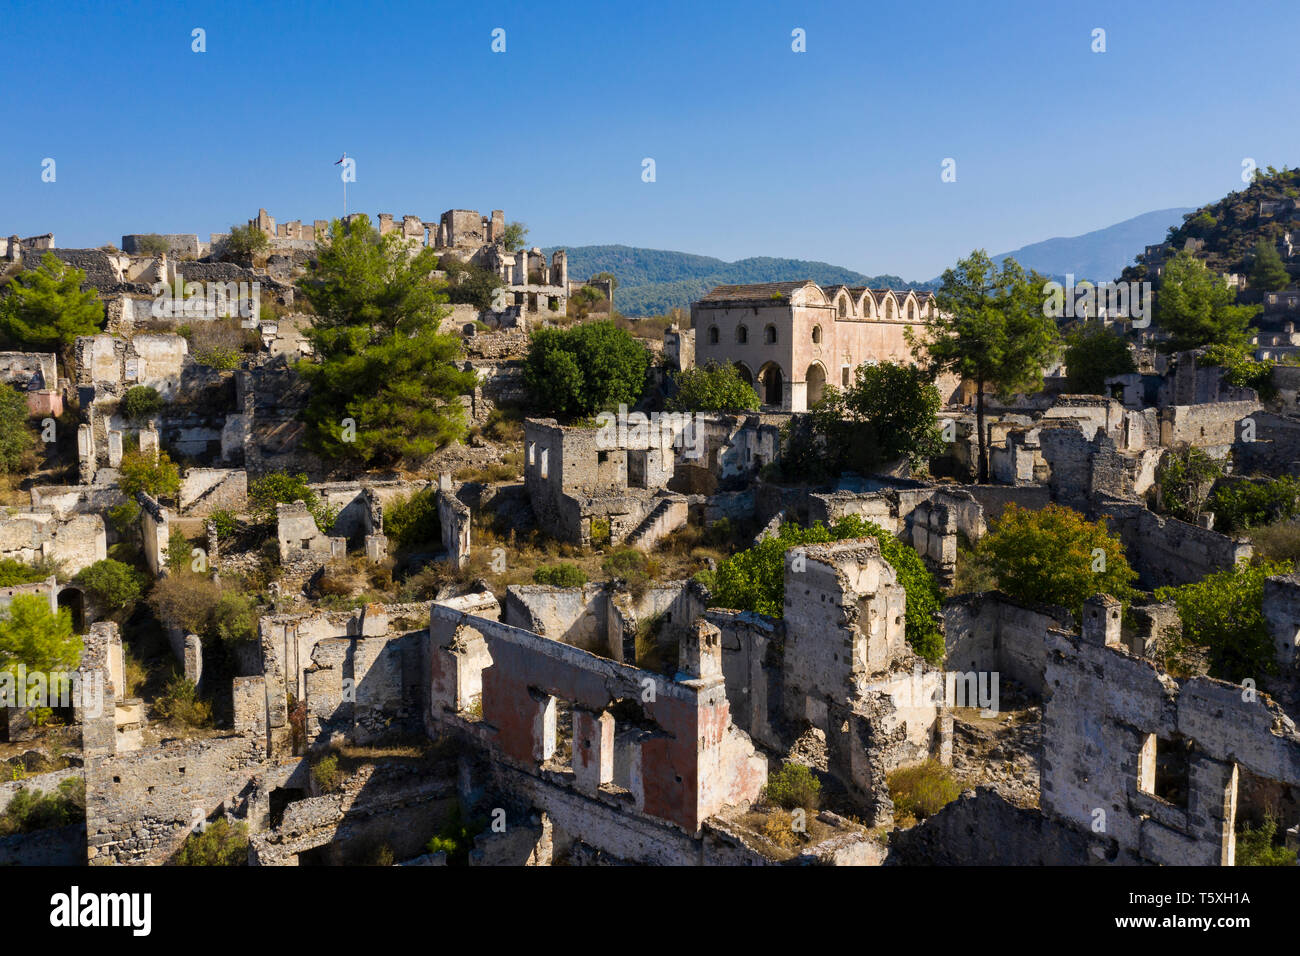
943;592;1075;696
1095;498;1251;589
276;500;344;568
178;467;248;515
0;510;106;576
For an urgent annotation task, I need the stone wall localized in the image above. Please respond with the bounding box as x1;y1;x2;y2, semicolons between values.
943;592;1075;697
1095;498;1251;589
0;510;106;576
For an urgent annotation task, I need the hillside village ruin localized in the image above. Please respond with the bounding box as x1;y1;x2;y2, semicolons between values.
3;198;1300;869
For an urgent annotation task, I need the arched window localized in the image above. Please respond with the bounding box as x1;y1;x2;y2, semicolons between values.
907;301;916;320
764;325;777;344
708;326;719;344
811;325;822;344
837;298;847;318
737;324;748;343
885;299;895;319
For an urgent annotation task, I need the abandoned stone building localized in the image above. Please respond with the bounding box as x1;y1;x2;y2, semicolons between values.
688;280;961;411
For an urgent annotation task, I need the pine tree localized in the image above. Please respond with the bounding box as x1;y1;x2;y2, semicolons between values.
0;253;105;350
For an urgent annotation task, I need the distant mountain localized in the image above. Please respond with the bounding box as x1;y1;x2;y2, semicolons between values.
545;244;927;317
982;208;1194;284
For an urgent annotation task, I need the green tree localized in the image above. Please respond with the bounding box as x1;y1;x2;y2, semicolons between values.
176;817;249;865
248;472;335;532
524;321;650;417
0;252;105;350
1159;445;1224;523
970;503;1136;619
1156;560;1290;684
0;594;82;687
118;450;181;500
809;361;944;474
501;222;528;253
667;361;760;413
1063;323;1137;394
296;217;478;465
121;385;163;420
909;251;1059;482
73;559;146;609
1155;250;1259;353
705;516;944;662
0;383;38;474
223;224;270;260
1249;240;1290;293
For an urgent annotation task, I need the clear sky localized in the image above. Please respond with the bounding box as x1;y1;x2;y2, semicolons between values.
3;0;1297;279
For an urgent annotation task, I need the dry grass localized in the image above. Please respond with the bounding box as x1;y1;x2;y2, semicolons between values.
886;760;963;827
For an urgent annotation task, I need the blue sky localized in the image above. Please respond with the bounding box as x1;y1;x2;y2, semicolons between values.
3;0;1297;279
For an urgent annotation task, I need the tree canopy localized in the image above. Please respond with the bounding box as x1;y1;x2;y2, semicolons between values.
809;360;944;475
524;321;650;417
0;594;82;679
0;252;105;350
1063;323;1137;394
0;384;38;474
295;216;478;464
909;251;1059;481
666;361;759;413
1155;250;1258;353
1249;240;1290;293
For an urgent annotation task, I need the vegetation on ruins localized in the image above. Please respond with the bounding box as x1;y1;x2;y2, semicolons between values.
501;221;528;253
133;234;171;258
1249;239;1291;293
1062;323;1137;395
440;256;506;311
118;449;181;500
533;563;588;587
702;515;944;662
0;594;81;684
763;762;821;811
0;778;85;836
153;674;213;727
248;472;336;534
1157;445;1223;524
1155;251;1259;353
176;816;249;865
121;385;163;420
965;503;1136;619
0;252;105;351
1155;559;1291;684
223;223;270;261
147;573;257;647
383;488;442;553
886;759;962;825
0;557;56;587
1234;815;1298;866
73;559;147;611
1209;476;1300;534
666;360;760;413
808;360;945;475
524;320;651;417
568;284;608;321
425;801;489;865
295;215;478;465
1197;343;1277;398
909;251;1059;483
0;384;39;474
311;754;342;793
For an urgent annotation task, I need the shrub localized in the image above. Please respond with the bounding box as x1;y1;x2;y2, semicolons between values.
0;778;85;835
208;509;238;540
176;817;249;866
312;754;342;793
0;557;54;587
601;548;644;579
590;517;611;547
970;503;1137;620
248;472;335;533
523;321;650;417
224;224;270;260
121;385;163;420
424;802;488;866
1235;815;1298;866
384;488;442;552
0;384;38;474
193;346;241;370
709;516;945;662
108;501;141;538
165;527;194;573
533;563;588;587
1210;476;1300;533
73;559;146;608
1156;559;1292;683
667;362;760;413
118;449;181;500
887;759;962;823
763;763;821;811
1159;445;1223;523
153;674;212;727
1249;520;1300;565
148;574;255;645
759;810;800;849
133;234;171;257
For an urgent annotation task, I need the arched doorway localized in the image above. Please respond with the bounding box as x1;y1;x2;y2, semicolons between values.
806;363;827;407
57;586;85;633
758;363;784;407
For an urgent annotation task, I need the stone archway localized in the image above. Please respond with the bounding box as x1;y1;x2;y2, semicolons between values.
758;362;784;407
806;363;827;407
